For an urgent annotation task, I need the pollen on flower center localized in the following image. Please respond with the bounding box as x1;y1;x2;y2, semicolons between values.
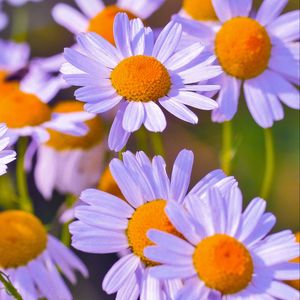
46;101;104;151
0;81;51;128
126;200;181;266
87;5;137;45
111;55;171;102
215;17;271;79
183;0;218;21
0;210;48;269
193;234;254;294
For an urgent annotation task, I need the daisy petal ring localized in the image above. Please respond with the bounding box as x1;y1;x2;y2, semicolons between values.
69;149;234;299
62;13;221;151
174;0;300;127
145;184;300;299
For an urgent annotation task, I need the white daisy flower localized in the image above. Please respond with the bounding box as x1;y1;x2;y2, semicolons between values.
0;210;88;300
145;184;300;299
69;149;235;299
34;101;107;200
0;124;16;176
53;0;165;45
62;13;221;151
0;39;90;148
174;0;300;127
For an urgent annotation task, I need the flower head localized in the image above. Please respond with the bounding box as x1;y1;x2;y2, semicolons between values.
53;0;164;44
62;13;221;151
145;184;300;299
174;0;300;127
0;39;90;146
0;210;88;300
34;101;106;200
70;149;234;298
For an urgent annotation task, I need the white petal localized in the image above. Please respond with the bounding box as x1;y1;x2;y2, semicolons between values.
160;97;198;124
52;4;88;34
122;101;145;132
103;254;140;294
256;0;288;26
143;102;167;132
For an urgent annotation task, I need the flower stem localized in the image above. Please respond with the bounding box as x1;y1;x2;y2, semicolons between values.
221;121;233;175
150;133;165;156
135;128;149;152
16;137;33;213
10;6;29;42
260;128;275;200
0;272;23;300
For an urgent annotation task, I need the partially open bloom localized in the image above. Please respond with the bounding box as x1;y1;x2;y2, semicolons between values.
145;185;300;299
0;210;88;300
0;124;16;176
53;0;165;45
0;39;89;147
174;0;300;127
70;150;234;299
34;101;106;200
62;13;221;151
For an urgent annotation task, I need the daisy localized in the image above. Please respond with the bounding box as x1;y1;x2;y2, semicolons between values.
69;149;235;299
0;124;16;176
52;0;165;45
0;39;90;147
34;101;106;200
0;210;88;300
62;13;221;151
145;184;300;299
174;0;300;127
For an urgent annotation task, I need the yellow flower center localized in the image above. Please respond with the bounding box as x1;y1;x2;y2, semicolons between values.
126;200;181;266
183;0;218;21
193;234;254;295
98;167;124;200
0;82;51;128
215;17;271;79
46;101;104;150
111;55;171;102
286;232;300;290
87;5;137;45
0;210;47;269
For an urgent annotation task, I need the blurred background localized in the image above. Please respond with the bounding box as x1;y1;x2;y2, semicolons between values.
0;0;299;299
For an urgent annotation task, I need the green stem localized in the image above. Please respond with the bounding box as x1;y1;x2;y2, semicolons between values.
135;128;149;152
0;272;23;300
260;128;275;200
221;121;233;175
16;138;33;213
10;6;29;42
60;195;75;246
150;133;165;156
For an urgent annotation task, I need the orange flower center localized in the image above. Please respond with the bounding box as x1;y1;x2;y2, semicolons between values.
111;55;171;102
0;81;51;128
46;101;104;150
183;0;218;21
87;5;137;45
193;234;254;294
126;200;181;266
215;17;271;79
0;210;47;268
